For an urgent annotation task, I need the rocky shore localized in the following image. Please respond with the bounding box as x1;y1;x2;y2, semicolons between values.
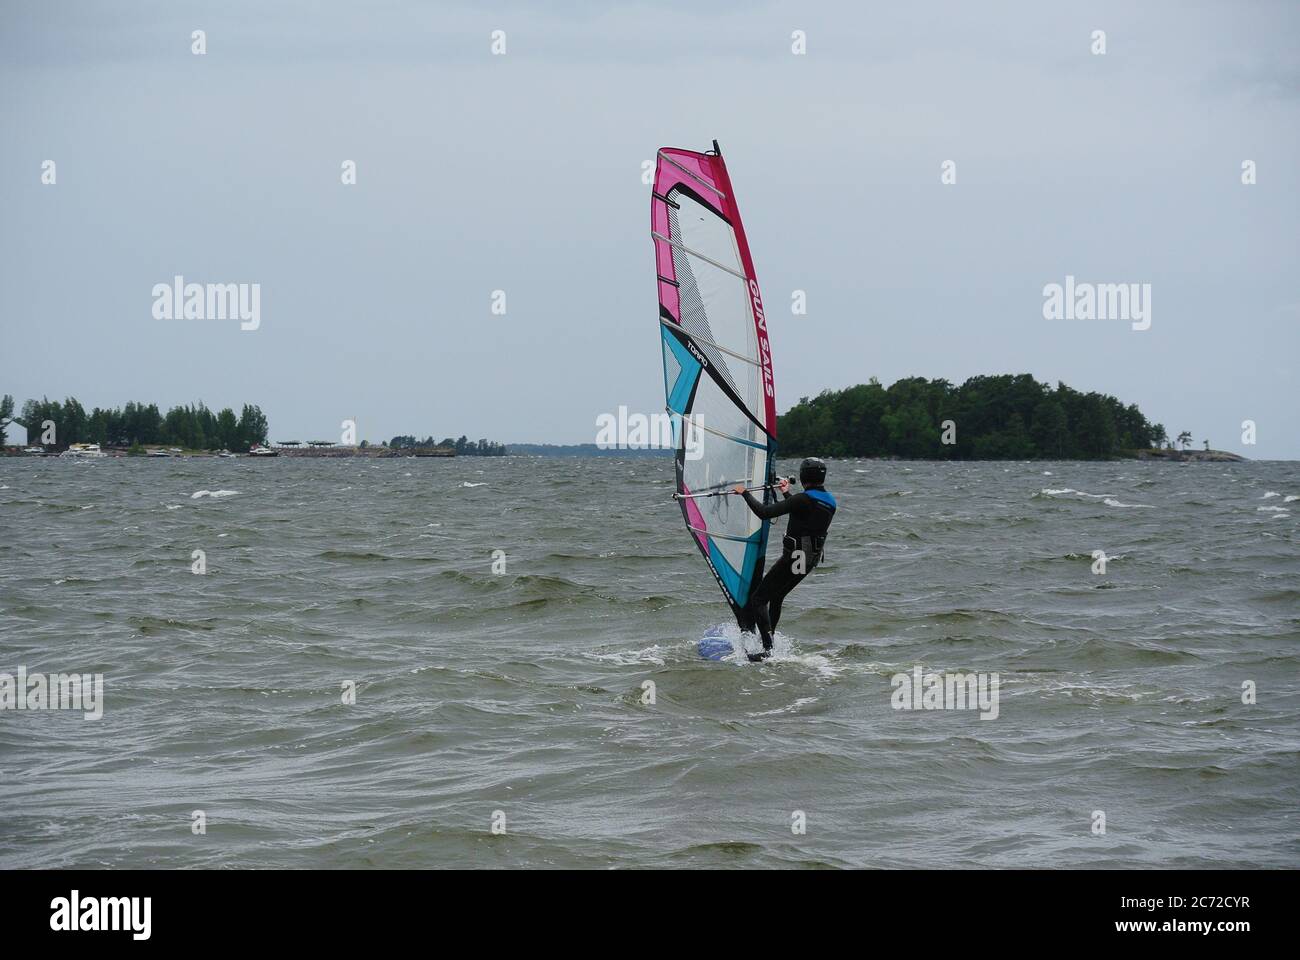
1134;448;1247;463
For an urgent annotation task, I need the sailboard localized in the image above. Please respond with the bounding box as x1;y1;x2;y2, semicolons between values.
651;141;778;635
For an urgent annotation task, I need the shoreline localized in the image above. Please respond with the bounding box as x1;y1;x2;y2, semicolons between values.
3;447;1253;462
1;445;458;459
1130;448;1247;463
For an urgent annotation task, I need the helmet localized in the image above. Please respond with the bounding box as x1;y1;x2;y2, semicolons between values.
798;457;827;486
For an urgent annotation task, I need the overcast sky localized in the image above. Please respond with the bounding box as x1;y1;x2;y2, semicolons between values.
2;0;1297;456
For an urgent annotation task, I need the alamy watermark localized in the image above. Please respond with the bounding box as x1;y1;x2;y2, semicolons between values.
49;891;150;940
891;666;1000;720
152;275;260;331
0;666;104;720
596;405;703;459
1043;275;1150;331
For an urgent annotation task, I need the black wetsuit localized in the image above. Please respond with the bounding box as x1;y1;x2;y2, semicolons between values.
740;485;836;656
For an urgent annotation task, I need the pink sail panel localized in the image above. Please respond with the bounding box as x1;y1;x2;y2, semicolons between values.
651;147;777;435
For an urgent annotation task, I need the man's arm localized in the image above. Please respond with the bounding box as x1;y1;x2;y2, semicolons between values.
741;490;801;519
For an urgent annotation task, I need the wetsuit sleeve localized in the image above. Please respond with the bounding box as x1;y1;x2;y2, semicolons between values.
742;490;802;519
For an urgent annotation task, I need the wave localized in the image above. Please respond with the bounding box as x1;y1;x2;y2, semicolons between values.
587;645;669;666
1037;487;1115;500
317;549;400;562
190;489;239;499
746;696;821;717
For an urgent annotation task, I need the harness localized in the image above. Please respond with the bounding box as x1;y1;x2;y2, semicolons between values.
783;487;836;566
782;533;826;567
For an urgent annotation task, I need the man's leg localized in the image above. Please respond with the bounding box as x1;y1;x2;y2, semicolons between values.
747;555;795;659
767;566;810;633
744;579;774;652
770;543;820;633
764;541;816;632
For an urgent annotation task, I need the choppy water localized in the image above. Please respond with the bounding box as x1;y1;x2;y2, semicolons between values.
1;456;1297;868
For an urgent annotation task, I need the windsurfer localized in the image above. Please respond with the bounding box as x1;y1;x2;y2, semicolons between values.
733;458;837;661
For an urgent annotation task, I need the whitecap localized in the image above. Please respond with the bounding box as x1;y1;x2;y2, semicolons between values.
1040;487;1115;499
702;624;840;676
747;697;821;717
587;645;667;666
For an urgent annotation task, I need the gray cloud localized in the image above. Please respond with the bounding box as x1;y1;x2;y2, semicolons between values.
1;0;1296;456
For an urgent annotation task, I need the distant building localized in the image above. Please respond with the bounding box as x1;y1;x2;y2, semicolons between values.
1;418;28;447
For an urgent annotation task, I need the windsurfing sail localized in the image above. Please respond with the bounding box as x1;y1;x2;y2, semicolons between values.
651;140;778;629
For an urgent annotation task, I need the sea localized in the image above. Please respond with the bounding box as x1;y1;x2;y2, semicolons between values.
1;456;1297;868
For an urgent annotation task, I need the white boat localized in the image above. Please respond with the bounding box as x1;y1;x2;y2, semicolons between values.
59;443;107;459
22;446;45;455
248;444;278;457
147;449;171;458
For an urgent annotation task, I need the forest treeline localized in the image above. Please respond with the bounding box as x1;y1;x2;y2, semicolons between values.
2;395;269;452
0;392;508;455
777;375;1166;459
388;435;507;456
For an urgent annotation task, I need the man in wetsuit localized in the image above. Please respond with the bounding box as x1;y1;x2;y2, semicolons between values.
731;457;837;662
